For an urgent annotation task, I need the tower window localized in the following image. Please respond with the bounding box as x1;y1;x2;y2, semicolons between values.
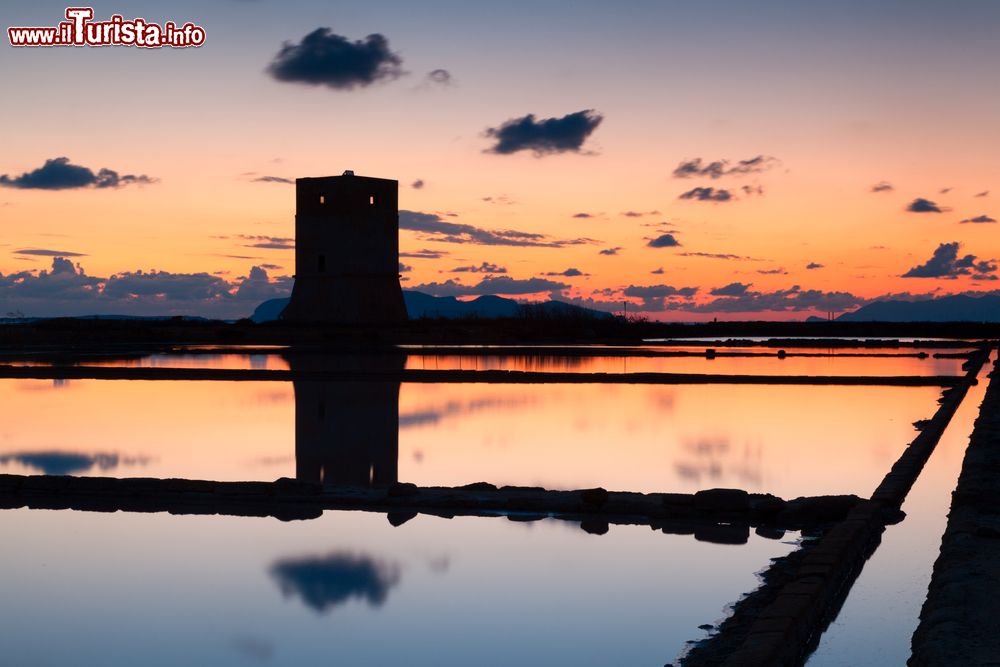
319;195;326;204
369;195;375;205
318;254;326;273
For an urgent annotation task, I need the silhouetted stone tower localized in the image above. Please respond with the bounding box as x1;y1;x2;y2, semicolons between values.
281;171;407;323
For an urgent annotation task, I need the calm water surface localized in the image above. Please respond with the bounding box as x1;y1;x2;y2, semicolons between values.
0;507;797;666
7;350;969;376
0;374;941;498
805;352;994;665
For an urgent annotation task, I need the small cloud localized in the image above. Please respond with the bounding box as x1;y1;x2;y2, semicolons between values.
237;234;294;250
266;29;405;90
544;268;587;277
400;210;595;248
651;267;664;274
14;248;87;257
871;181;894;193
940;187;952;194
398;262;412;273
450;262;506;274
0;157;156;190
621;210;660;218
806;262;824;269
599;247;622;256
647;233;681;248
757;267;788;275
678;187;733;203
425;69;453;86
573;212;595;219
710;282;751;297
960;214;996;224
672;155;778;179
481;195;516;206
678;252;755;261
974;191;989;198
411;179;425;189
484;110;603;156
400;248;448;259
906;198;944;213
251;175;293;184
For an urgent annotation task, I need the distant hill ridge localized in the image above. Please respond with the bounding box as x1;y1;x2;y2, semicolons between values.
838;292;1000;323
250;292;614;323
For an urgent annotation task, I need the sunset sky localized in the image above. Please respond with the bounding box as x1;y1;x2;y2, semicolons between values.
2;0;998;320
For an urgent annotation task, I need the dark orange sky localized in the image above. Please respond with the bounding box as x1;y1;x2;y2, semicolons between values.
1;1;998;319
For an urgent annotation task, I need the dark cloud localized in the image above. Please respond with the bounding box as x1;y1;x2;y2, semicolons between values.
14;248;87;257
940;187;952;194
647;233;681;248
710;282;751;297
757;268;788;275
651;267;665;274
398;262;412;273
975;191;989;198
473;275;569;296
573;212;595;219
622;210;660;218
621;284;698;311
906;198;944;213
409;275;570;298
0;258;292;318
247;242;294;250
400;210;597;247
678;187;733;203
450;262;507;274
258;263;282;270
237;234;294;250
960;215;996;224
426;69;452;86
691;285;865;313
251;175;293;184
411;179;425;189
741;184;764;197
0;157;156;190
484;110;603;156
806;262;824;269
902;242;997;280
871;182;894;193
267;29;405;90
544;268;587;277
399;248;447;259
672;155;778;179
270;552;401;613
599;247;622;256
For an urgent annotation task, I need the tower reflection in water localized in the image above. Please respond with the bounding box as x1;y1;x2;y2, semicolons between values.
285;351;403;487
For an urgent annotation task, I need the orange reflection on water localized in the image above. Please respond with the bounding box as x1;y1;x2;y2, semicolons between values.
0;379;294;480
404;351;966;377
398;382;942;498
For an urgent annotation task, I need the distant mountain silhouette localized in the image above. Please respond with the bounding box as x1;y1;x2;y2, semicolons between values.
838;293;1000;322
251;292;613;322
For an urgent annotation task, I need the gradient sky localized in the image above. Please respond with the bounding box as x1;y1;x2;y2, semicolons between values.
2;0;999;319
